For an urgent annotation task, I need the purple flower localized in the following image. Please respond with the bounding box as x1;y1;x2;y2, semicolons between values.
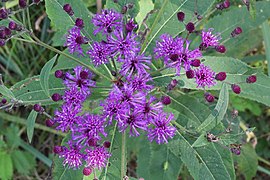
154;34;180;62
64;66;96;94
201;28;221;48
147;112;176;144
65;26;86;55
136;96;163;120
118;111;147;136
87;41;111;66
60;141;83;169
72;114;107;145
167;39;202;76
92;9;122;35
107;30;140;60
194;64;216;88
101;97;129;125
54;104;81;132
130;73;153;91
85;146;111;169
109;83;145;106
62;86;87;107
119;54;151;79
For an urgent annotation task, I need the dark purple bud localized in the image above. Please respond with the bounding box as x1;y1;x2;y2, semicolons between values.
177;11;185;22
53;146;63;154
55;70;64;78
230;148;241;155
223;0;230;8
33;104;41;112
215;72;227;81
191;59;201;67
186;22;195;33
1;98;7;104
0;39;5;46
216;2;224;10
83;167;92;176
75;18;84;28
197;15;203;20
171;79;178;87
215;45;226;53
121;5;127;14
231;84;241;94
0;8;8;19
75;36;84;44
111;71;117;77
51;93;62;102
88;138;97;147
170;54;179;61
161;96;171;105
8;21;17;30
103;141;111;148
204;93;215;103
231;27;242;37
4;27;11;37
45;119;54;127
246;75;257;83
19;0;27;8
186;70;195;79
80;71;88;79
63;4;74;16
126;18;137;32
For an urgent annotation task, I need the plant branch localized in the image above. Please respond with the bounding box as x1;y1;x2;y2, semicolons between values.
121;130;127;179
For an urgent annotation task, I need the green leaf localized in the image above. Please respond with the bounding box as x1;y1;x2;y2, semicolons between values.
135;0;154;28
0;84;15;99
11;75;63;105
0;151;13;180
262;21;270;76
141;0;215;54
234;144;258;180
40;55;57;97
157;56;270;107
11;150;36;175
197;83;229;133
148;143;182;180
3;124;21;149
166;92;211;129
20;140;52;167
169;132;234;180
100;124;122;179
26;110;38;143
105;0;140;18
204;1;270;58
45;0;97;46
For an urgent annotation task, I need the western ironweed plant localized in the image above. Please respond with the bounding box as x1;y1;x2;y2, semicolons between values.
0;0;270;179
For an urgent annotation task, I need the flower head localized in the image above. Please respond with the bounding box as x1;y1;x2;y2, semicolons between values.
85;146;111;169
92;9;122;35
147;112;176;144
130;73;153;91
118;111;147;136
54;104;81;132
62;86;87;107
87;41;111;66
107;30;139;60
201;28;221;48
65;26;86;55
154;34;180;62
194;64;216;88
64;66;96;94
119;54;151;79
60;141;83;169
72;114;107;145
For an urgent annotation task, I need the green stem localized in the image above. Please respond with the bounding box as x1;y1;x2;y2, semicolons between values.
121;130;127;179
0;112;66;137
150;66;169;75
30;35;111;81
